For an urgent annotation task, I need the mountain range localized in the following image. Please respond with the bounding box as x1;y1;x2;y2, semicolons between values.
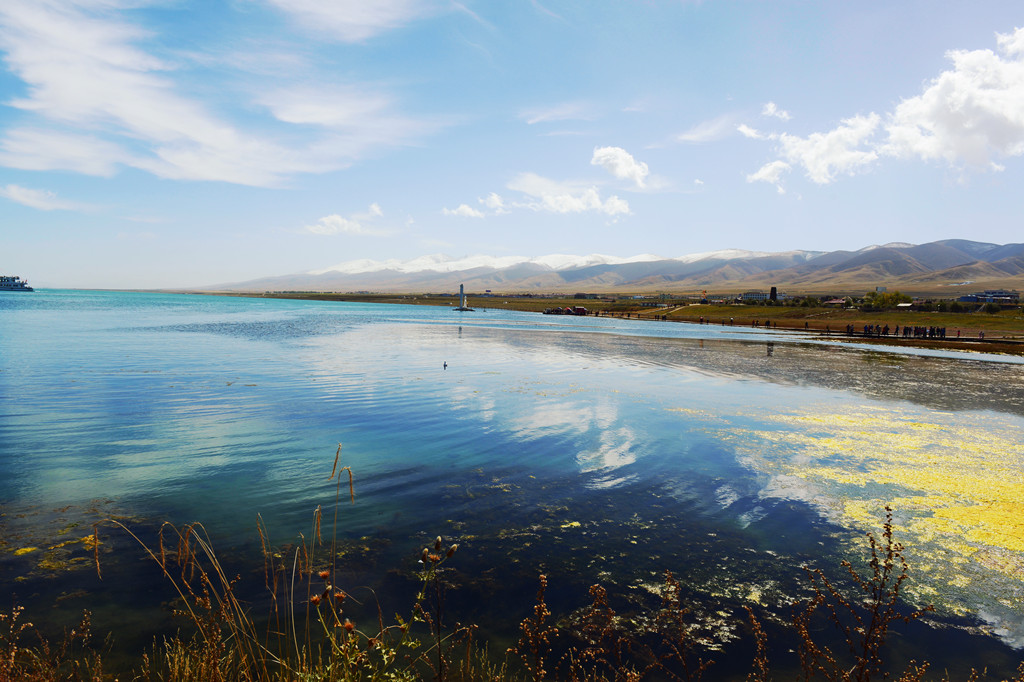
206;240;1024;295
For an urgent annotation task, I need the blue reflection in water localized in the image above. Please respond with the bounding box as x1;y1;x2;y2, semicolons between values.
1;290;1022;675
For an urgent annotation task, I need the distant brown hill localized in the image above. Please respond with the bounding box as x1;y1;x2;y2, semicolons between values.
204;240;1024;297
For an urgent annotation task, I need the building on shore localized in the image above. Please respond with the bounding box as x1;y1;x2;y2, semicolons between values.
957;290;1020;304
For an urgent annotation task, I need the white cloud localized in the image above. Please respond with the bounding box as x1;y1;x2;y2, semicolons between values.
259;86;395;128
306;215;360;235
999;25;1024;56
262;0;438;42
480;192;507;213
0;1;298;185
777;114;880;184
304;204;387;235
762;102;791;121
746;160;791;194
675;115;736;143
590;146;649;188
0;127;128;176
748;28;1024;190
737;124;773;140
0;184;90;211
881;26;1024;168
0;1;435;187
442;203;484;218
256;86;436;160
507;172;629;216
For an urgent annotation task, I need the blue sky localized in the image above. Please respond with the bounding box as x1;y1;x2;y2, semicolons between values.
2;1;1023;288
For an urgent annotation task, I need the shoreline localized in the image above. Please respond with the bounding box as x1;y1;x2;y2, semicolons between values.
617;309;1024;356
209;290;1024;357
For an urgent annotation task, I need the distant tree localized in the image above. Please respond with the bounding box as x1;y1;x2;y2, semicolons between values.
985;302;1002;314
862;290;912;310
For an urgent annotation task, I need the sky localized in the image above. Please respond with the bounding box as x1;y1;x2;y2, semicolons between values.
2;1;1024;289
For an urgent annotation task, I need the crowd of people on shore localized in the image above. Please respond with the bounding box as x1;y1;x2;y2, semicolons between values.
843;323;951;339
609;310;996;343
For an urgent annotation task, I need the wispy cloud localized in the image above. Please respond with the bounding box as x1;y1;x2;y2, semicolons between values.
262;0;441;42
0;127;128;176
0;1;297;185
0;183;92;211
675;114;737;143
256;83;438;160
0;0;437;187
530;0;564;22
259;85;396;128
520;101;595;125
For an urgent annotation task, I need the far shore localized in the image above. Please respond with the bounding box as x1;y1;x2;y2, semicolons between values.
202;290;1024;356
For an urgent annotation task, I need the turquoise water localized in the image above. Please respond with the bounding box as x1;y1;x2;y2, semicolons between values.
2;290;1023;675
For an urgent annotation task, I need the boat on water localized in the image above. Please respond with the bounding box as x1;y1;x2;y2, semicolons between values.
0;275;33;291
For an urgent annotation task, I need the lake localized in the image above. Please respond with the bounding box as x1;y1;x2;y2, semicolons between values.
1;290;1022;676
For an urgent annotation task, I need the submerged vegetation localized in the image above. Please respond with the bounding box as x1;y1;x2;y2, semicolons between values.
2;448;1023;681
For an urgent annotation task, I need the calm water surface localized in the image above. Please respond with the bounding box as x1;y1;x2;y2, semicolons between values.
2;290;1022;675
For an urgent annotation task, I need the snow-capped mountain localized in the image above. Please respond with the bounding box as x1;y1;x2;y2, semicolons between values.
204;240;1024;293
309;253;667;276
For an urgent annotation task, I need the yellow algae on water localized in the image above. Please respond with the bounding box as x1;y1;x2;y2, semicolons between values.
709;404;1024;620
949;574;971;588
14;547;38;556
933;504;1024;552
